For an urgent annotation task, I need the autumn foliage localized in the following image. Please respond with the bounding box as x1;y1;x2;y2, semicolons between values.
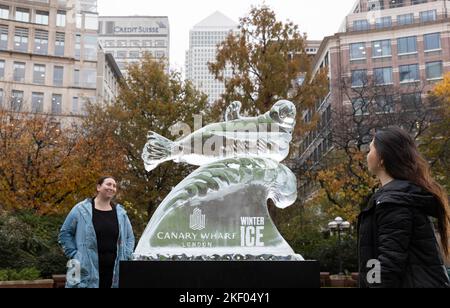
0;111;124;214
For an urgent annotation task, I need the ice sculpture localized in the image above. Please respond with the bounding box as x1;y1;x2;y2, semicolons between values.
135;100;303;261
142;100;296;171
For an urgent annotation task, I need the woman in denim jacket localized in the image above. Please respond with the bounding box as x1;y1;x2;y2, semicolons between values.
59;177;135;288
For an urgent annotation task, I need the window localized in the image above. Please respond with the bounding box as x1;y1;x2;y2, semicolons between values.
117;40;127;47
156;51;165;58
55;32;65;56
350;43;366;60
104;40;114;47
426;61;443;80
130;40;140;47
372;40;391;57
116;51;126;59
0;5;9;19
420;10;437;23
374;67;393;85
155;40;166;47
53;66;64;86
57;11;66;27
33;64;46;84
51;94;62;114
354;20;370;31
129;51;140;58
13;62;25;82
397;13;414;26
81;69;97;88
399;64;420;83
375;96;394;113
83;35;97;61
11;90;24;112
424;33;441;51
72;97;79;114
376;17;392;29
14;28;28;52
0;89;3;109
412;0;427;4
0;26;7;50
35;11;48;25
75;34;81;59
31;92;44;113
34;30;48;55
390;0;404;8
352;98;369;116
73;69;80;87
397;36;417;54
84;13;98;30
351;70;367;87
15;8;29;23
76;13;82;29
401;93;421;111
0;60;4;78
368;0;384;11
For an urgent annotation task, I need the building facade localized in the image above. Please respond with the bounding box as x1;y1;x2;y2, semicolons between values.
0;0;100;123
297;0;450;198
185;11;238;104
97;45;122;106
98;16;170;74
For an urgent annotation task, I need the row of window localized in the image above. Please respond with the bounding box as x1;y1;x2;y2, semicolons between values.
0;25;98;61
113;50;165;59
0;89;94;115
101;39;167;48
0;25;66;56
352;93;422;116
301;105;332;154
0;4;97;30
353;9;437;31
0;59;97;89
0;89;77;115
0;5;66;27
350;33;441;60
351;61;443;87
367;0;429;11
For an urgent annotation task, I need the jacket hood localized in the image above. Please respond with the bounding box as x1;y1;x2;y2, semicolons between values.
376;180;442;218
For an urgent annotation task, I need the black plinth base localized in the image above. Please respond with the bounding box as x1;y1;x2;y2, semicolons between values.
119;261;320;288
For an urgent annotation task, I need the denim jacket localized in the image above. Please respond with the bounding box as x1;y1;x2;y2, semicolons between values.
58;199;135;288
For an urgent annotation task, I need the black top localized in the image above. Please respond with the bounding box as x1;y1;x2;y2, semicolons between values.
357;180;450;288
92;200;119;268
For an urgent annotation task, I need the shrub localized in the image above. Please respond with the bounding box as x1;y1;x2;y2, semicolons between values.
0;210;66;278
0;268;41;281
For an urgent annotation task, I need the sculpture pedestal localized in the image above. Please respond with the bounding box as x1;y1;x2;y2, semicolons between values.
119;261;320;288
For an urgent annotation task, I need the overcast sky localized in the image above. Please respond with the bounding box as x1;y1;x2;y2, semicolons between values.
97;0;357;72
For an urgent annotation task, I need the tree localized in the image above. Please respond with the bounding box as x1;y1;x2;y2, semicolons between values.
420;73;450;191
306;73;442;222
0;110;122;214
209;5;328;134
84;55;215;232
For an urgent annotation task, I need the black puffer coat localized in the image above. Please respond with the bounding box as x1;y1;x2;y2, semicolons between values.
358;180;450;288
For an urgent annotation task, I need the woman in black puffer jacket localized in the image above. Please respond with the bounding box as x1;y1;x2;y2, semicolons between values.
358;127;450;288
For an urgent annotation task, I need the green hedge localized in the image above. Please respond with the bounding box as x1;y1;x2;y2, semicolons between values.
0;268;41;281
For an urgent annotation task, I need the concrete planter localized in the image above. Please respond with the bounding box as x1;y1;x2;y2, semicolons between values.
0;279;54;288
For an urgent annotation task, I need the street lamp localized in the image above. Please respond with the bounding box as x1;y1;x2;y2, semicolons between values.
328;217;351;275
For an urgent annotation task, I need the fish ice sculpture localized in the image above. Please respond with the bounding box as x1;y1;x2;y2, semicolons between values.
142;100;296;172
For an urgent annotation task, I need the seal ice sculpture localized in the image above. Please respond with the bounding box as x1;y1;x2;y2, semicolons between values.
135;100;303;261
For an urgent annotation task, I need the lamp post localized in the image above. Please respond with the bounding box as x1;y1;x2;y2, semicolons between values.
328;217;351;276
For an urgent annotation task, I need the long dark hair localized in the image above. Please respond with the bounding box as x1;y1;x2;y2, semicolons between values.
374;127;449;257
